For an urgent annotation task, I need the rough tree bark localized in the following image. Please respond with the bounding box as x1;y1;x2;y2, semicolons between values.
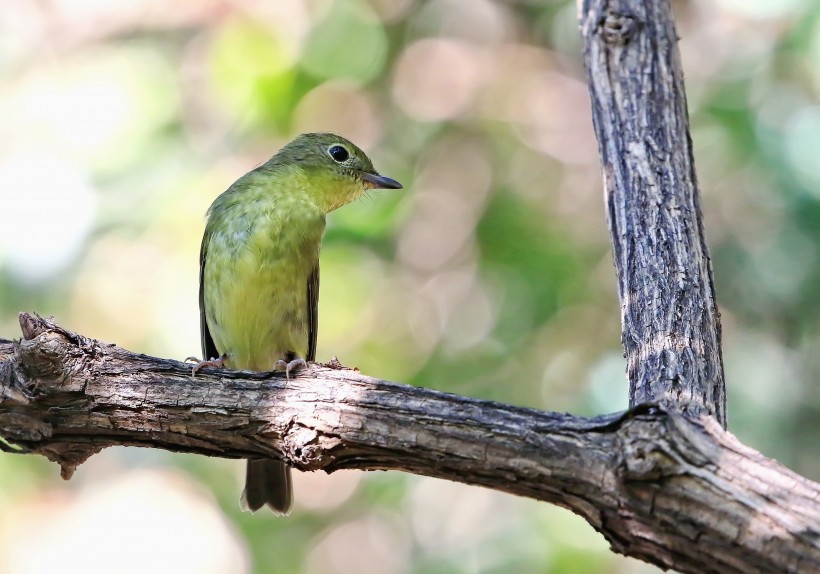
0;0;816;573
0;315;818;574
579;0;726;426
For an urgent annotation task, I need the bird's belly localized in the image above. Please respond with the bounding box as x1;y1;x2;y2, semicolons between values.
205;239;314;371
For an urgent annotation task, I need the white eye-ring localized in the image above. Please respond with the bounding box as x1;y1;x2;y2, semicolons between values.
327;144;350;163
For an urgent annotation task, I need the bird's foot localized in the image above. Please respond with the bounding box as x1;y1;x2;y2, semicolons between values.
274;357;307;380
185;354;228;378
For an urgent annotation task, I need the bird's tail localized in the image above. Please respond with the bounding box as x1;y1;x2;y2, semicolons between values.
240;459;293;514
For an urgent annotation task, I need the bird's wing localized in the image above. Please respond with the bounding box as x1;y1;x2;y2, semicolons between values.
306;261;319;363
199;227;219;360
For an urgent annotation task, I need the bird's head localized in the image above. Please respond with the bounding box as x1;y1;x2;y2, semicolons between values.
272;132;402;213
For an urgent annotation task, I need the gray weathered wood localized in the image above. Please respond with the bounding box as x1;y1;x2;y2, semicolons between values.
579;0;726;425
1;314;818;573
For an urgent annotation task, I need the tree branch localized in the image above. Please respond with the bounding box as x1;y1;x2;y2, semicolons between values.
579;0;727;426
1;313;818;573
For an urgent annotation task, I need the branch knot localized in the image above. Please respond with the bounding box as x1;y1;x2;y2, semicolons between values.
600;11;639;46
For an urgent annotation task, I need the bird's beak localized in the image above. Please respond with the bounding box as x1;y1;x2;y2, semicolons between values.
361;171;403;190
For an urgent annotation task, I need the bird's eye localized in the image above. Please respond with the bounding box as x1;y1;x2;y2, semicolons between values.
328;145;349;163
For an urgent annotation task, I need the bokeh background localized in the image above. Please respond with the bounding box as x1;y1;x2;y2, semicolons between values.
1;0;818;572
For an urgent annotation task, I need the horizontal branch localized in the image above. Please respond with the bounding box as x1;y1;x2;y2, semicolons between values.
1;314;819;573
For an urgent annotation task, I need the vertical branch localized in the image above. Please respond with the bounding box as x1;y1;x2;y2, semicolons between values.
578;0;726;426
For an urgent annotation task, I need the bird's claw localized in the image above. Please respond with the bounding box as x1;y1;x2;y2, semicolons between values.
274;357;307;380
186;354;228;379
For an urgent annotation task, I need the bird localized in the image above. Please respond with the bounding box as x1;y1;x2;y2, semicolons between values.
192;132;402;514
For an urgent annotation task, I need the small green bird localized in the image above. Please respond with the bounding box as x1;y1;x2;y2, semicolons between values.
194;133;402;514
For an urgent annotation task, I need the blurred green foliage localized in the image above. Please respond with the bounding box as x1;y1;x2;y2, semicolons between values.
0;0;818;573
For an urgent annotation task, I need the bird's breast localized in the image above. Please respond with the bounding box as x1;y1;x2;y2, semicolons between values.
204;200;324;370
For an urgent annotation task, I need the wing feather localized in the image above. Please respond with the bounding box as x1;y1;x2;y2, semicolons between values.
306;262;319;362
199;228;219;361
